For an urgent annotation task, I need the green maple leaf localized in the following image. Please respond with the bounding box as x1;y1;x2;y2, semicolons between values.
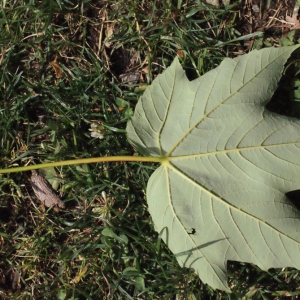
126;45;300;292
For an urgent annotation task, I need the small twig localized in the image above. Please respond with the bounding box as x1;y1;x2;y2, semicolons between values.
265;4;283;29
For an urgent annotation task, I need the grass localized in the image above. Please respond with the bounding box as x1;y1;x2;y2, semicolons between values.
1;0;300;299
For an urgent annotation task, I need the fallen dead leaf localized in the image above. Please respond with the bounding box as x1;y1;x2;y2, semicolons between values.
49;56;63;78
105;22;114;48
31;170;65;211
286;3;300;29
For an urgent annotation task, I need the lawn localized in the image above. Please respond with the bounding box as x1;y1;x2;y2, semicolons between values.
1;0;300;299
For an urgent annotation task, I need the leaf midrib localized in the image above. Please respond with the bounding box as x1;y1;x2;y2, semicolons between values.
165;162;300;248
165;50;291;157
163;162;287;289
166;141;300;160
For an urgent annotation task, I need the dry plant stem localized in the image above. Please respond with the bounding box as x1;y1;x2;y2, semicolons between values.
294;0;300;15
0;155;164;174
265;3;282;29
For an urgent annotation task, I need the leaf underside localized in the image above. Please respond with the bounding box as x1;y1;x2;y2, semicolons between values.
126;45;300;292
